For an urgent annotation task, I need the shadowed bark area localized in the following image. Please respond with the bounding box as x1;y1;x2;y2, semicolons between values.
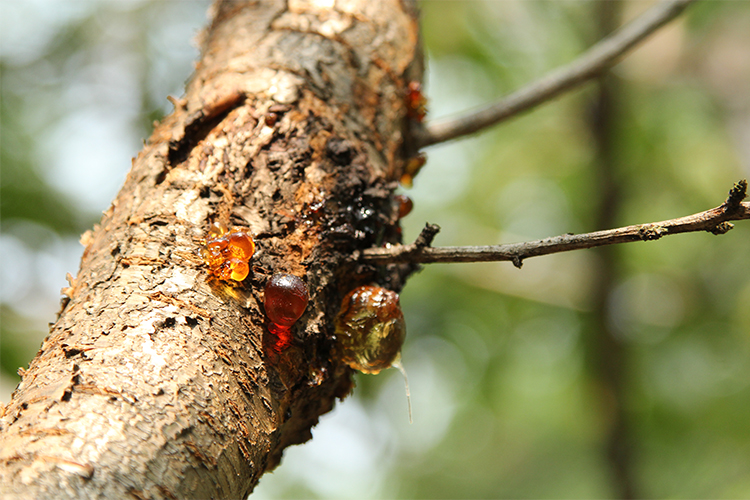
0;1;421;498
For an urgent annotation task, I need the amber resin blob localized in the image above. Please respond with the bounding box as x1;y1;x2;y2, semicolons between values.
202;222;255;282
264;273;309;351
334;286;406;375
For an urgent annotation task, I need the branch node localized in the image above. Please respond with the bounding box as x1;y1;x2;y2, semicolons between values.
414;223;441;249
512;255;524;269
710;222;734;235
724;179;748;213
638;224;668;241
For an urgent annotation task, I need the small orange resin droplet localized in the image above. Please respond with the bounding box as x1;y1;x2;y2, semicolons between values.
394;194;414;219
203;223;255;282
264;112;278;126
264;273;309;351
400;154;426;188
406;81;427;123
208;221;228;238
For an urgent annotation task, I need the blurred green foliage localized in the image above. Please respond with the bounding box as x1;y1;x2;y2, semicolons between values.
0;0;208;387
2;1;750;498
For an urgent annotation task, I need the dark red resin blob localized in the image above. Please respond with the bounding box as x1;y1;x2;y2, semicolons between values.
264;273;309;351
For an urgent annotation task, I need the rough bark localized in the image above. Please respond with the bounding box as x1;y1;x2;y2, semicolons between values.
0;1;421;498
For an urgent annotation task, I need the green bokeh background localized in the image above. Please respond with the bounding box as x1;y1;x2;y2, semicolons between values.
2;1;749;498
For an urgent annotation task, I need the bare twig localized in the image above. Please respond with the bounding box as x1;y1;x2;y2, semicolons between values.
362;181;749;268
417;0;695;148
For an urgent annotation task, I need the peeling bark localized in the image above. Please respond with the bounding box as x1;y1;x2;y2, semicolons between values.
0;1;422;498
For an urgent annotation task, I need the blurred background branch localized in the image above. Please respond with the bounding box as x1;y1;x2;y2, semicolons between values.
419;0;695;147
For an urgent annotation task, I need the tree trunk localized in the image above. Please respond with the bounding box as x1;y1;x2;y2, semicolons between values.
0;1;422;498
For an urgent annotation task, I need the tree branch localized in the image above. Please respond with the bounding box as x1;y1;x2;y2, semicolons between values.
417;0;695;148
0;1;421;497
361;180;749;268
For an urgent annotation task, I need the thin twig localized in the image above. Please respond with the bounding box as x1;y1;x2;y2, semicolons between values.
417;0;695;148
361;181;749;268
